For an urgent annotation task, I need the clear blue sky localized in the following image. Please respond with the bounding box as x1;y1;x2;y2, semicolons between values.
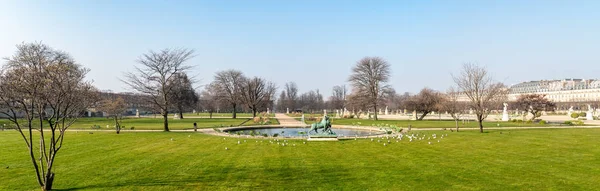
1;0;599;97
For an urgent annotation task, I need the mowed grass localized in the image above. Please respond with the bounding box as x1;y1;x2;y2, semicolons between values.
0;118;251;130
1;129;600;190
301;118;571;128
182;113;275;118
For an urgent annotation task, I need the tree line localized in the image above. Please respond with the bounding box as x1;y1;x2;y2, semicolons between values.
0;42;557;190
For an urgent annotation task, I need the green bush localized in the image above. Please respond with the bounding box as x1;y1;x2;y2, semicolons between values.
539;120;547;125
579;112;587;117
516;119;523;123
564;120;585;126
572;120;585;126
511;119;517;122
535;112;542;118
570;113;580;119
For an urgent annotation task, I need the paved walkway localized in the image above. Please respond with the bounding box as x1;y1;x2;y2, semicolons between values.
275;113;307;127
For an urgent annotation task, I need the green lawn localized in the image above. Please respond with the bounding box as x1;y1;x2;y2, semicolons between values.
182;113;275;118
1;129;599;190
0;118;250;130
299;118;577;128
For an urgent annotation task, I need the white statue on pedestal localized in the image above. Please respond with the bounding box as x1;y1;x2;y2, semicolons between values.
266;108;270;114
568;106;574;116
384;106;388;115
586;105;594;120
286;108;289;114
323;109;327;116
501;103;509;121
135;109;140;118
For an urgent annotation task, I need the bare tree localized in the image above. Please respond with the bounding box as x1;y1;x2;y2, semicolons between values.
299;90;324;113
441;87;466;131
213;70;245;118
404;88;444;120
514;94;556;120
348;57;391;120
276;90;287;112
0;42;97;191
239;77;277;117
98;97;127;134
123;48;194;131
199;83;220;118
284;82;298;110
168;73;198;119
330;85;348;109
452;63;508;133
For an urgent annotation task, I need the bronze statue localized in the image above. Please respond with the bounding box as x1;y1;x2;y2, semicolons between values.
309;116;335;135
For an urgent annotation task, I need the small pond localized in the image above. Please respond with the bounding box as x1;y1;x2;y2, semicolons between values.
225;127;384;138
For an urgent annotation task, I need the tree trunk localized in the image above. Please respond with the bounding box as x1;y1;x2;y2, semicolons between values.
232;103;237;119
418;112;429;120
114;116;120;134
373;105;378;120
42;172;54;191
252;108;257;117
209;112;213;119
179;108;184;119
162;110;169;132
477;114;484;133
455;119;459;132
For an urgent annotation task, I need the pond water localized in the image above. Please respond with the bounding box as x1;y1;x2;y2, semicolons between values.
225;127;384;137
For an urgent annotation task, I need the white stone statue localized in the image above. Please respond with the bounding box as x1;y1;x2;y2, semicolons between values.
286;108;289;114
266;108;270;114
586;105;594;120
501;103;509;121
323;109;327;116
135;109;140;118
568;106;574;116
301;114;305;123
526;105;535;120
384;106;388;115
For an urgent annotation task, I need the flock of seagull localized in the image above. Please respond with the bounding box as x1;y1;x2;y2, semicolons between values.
370;133;449;146
219;132;450;150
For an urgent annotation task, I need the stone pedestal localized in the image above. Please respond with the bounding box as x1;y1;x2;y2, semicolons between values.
587;111;594;120
502;111;509;121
